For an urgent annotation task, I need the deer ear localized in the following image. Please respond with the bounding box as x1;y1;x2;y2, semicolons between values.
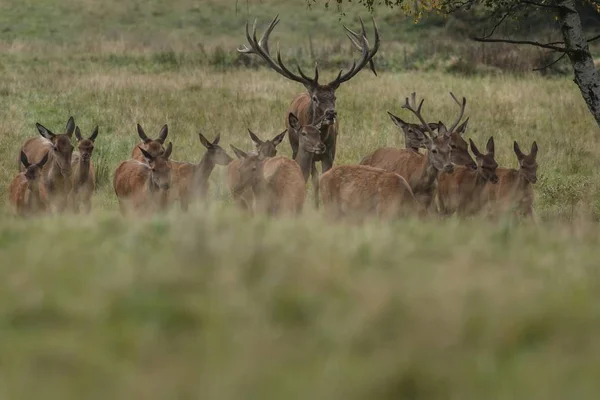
387;111;408;130
437;121;450;138
157;124;168;144
470;138;482;158
36;123;55;140
75;126;83;142
212;134;221;145
163;142;173;159
247;129;263;146
531;141;538;158
513;141;525;161
38;151;49;168
20;151;31;169
455;117;469;135
137;124;151;143
89;126;99;142
288;113;301;131
198;132;213;149
271;129;287;146
486;136;495;155
65;116;75;138
138;146;153;161
230;145;248;160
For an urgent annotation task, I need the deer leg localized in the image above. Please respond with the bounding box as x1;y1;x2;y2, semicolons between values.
311;162;320;209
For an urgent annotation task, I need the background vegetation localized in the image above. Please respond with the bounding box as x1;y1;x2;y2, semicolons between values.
1;0;600;398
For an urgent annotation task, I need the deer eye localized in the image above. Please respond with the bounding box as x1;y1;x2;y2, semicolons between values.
312;95;318;103
431;149;438;154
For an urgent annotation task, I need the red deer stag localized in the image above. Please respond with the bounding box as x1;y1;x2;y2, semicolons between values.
437;137;499;216
70;125;99;213
9;151;49;217
482;140;538;218
227;128;287;210
113;142;173;216
360;93;455;213
320;164;422;221
19;116;75;213
238;14;380;206
131;123;168;162
170;132;233;211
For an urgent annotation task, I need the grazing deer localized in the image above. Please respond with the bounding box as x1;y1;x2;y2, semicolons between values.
113;142;173;216
389;93;477;169
229;148;306;217
482;140;538;218
19;116;75;213
320;164;422;221
170;132;233;211
131;123;168;162
70;125;99;213
360;93;455;212
227;128;287;210
437;137;499;216
238;14;380;206
9;151;49;217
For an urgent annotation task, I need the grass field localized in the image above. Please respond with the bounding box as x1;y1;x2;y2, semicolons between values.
2;0;600;399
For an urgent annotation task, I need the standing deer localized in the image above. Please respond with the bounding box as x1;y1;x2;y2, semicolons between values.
227;128;287;210
170;132;233;211
19;116;75;213
131;123;168;162
360;93;455;213
320;164;422;221
113;142;173;216
70;125;99;213
437;137;499;216
9;151;49;217
482;140;538;218
238;14;380;206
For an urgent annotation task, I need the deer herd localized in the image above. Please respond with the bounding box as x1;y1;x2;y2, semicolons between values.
8;15;539;221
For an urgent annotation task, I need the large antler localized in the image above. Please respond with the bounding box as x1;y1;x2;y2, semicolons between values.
401;92;437;138
237;14;319;88
448;92;467;132
328;16;380;88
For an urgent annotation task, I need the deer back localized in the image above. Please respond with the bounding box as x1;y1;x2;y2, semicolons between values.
261;156;306;215
360;148;427;187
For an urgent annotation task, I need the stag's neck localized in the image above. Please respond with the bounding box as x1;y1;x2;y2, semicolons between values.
294;147;314;182
414;160;439;194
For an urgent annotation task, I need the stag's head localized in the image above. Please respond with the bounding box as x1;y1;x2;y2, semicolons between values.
20;151;49;189
247;128;286;160
36;116;75;172
514;140;538;184
137;123;168;159
287;112;326;155
470;137;499;184
139;142;173;191
75;125;99;163
238;14;380;126
198;132;233;166
387;112;439;152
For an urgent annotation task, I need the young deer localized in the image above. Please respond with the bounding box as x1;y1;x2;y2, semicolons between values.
170;132;233;211
229;148;306;217
437;137;499;216
113;142;173;216
482;140;538;218
360;93;455;212
19;116;75;213
227;129;287;210
9;151;49;217
131;123;168;162
70;125;99;213
319;164;422;221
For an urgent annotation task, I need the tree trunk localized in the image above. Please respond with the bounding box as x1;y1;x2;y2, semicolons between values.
557;0;600;127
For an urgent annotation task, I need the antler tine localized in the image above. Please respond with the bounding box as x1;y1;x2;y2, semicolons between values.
258;14;280;55
448;92;467;132
401;92;436;137
344;21;377;76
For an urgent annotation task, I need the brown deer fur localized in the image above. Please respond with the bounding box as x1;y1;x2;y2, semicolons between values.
481;140;538;218
229;149;306;216
70;125;99;213
18;117;75;213
131;123;168;162
114;142;173;216
9;151;49;217
320;164;421;220
170;132;233;211
437;137;499;216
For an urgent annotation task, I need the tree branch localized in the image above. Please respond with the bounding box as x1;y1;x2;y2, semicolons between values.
521;0;561;9
471;37;569;52
533;52;567;71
